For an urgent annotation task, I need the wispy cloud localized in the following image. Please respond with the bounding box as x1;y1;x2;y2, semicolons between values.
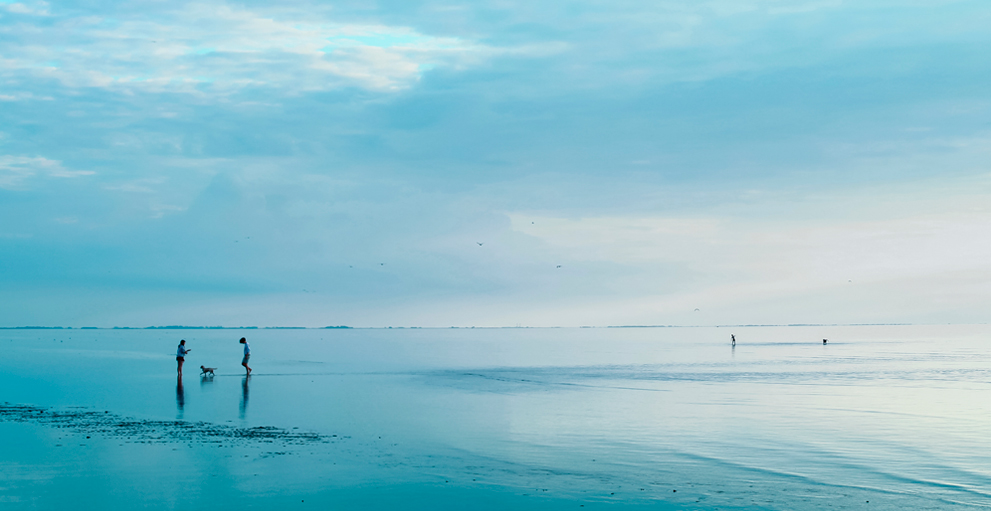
0;92;54;101
3;1;50;16
0;155;94;189
0;2;492;94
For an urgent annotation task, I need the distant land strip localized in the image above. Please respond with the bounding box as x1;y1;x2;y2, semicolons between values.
0;325;354;330
0;323;926;330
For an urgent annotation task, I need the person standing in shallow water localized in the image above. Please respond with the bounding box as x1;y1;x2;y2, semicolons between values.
240;337;251;375
176;340;190;375
731;334;736;346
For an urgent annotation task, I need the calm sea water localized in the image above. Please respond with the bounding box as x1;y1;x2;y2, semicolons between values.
1;325;989;510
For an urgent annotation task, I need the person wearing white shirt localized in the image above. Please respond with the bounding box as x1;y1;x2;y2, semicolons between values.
239;337;252;375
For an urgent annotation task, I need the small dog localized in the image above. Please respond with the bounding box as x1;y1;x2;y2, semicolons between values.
200;365;216;376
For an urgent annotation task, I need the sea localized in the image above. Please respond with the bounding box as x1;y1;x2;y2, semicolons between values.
1;325;989;510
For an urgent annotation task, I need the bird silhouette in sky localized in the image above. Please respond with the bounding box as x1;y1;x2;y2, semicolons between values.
556;265;562;268
694;308;700;312
477;242;484;246
380;263;385;266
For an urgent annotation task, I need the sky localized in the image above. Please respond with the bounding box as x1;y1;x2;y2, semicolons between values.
1;0;990;327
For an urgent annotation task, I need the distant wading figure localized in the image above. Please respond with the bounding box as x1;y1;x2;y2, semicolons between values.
823;338;828;345
731;334;736;346
176;340;190;376
240;337;251;375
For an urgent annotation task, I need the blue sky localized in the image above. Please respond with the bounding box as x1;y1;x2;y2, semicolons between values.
1;0;990;327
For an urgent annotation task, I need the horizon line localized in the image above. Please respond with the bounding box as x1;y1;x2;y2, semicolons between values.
0;323;937;330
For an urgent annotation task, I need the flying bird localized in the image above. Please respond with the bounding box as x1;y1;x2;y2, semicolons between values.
477;242;484;246
694;308;700;312
556;265;562;268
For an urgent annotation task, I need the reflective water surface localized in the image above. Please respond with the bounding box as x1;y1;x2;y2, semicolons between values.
1;325;989;509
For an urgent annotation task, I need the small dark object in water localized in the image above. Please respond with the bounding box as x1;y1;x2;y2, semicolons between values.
823;338;828;345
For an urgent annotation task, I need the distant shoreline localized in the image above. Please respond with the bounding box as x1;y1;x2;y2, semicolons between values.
0;323;927;330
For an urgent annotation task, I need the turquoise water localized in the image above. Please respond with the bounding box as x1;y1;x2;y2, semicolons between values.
1;325;989;509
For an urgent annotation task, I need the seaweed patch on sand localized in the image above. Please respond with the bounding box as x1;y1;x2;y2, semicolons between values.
0;403;342;447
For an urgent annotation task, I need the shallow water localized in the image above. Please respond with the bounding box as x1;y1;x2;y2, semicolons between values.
1;325;989;509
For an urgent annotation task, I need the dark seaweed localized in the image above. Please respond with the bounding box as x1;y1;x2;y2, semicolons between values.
0;403;337;446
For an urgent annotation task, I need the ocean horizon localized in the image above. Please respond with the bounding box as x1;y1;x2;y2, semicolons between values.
0;323;920;329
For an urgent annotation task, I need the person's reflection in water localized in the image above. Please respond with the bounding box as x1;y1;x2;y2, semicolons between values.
239;376;249;419
176;375;185;418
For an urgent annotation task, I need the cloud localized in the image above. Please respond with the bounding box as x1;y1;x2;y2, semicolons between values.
0;92;53;101
0;2;492;95
0;155;95;189
513;201;991;290
4;1;49;16
495;173;991;325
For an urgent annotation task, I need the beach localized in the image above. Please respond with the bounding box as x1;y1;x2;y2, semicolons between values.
1;325;989;509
